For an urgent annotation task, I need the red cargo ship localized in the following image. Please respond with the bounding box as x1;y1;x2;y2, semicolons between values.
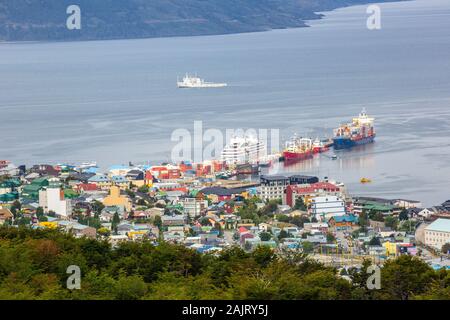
282;137;313;161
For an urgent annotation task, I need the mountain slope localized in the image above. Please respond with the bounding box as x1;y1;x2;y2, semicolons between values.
0;0;403;41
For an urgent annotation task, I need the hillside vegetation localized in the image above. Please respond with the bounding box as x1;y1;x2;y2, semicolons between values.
0;0;403;41
0;226;448;300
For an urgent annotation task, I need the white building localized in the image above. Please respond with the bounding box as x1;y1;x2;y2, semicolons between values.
180;198;208;218
258;175;289;202
0;161;19;177
39;185;72;217
310;196;346;221
424;219;450;250
417;208;434;219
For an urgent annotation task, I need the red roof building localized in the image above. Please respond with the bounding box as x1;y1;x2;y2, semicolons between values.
286;182;341;207
75;183;98;192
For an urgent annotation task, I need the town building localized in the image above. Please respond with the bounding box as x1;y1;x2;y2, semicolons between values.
258;175;289;202
180;197;208;218
102;186;132;211
88;174;112;190
310;196;346;221
0;207;13;225
286;182;341;207
38;181;72;217
424;218;450;250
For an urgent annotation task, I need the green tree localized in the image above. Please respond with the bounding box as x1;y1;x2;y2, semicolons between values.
125;189;135;199
260;200;279;215
290;215;310;228
278;230;289;241
302;241;314;254
36;207;44;216
259;231;272;242
153;215;162;230
398;220;416;233
326;232;336;243
199;217;211;226
359;210;369;228
98;227;111;237
369;237;381;246
399;209;409;221
294;197;307;211
384;216;399;230
252;246;276;268
137;185;149;193
114;274;147;300
136;199;147;206
91;200;105;215
380;255;436;300
441;243;450;254
277;215;290;223
111;212;121;234
213;222;223;237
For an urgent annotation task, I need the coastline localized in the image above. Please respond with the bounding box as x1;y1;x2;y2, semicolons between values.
0;0;407;44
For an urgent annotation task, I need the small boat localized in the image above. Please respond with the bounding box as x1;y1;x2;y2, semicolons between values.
78;161;98;169
360;178;372;183
331;154;338;160
177;74;227;88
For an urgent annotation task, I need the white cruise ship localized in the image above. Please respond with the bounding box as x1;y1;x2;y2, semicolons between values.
177;74;227;88
221;136;266;165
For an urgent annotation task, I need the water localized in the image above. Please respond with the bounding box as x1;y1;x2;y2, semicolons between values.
1;0;450;206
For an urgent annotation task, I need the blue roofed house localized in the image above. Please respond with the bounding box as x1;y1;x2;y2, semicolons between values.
328;214;359;230
111;175;130;190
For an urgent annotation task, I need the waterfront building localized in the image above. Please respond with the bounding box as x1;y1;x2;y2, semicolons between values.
258;175;289;202
286;182;341;207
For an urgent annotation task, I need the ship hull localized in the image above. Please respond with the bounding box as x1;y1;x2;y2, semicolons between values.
283;150;313;161
312;146;329;154
333;135;375;150
177;83;227;88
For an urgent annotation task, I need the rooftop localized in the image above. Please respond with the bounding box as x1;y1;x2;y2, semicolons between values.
425;218;450;233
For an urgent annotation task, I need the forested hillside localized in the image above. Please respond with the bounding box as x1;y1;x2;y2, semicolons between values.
0;227;448;300
0;0;404;41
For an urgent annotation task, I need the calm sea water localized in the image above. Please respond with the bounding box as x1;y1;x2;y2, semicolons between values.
1;0;450;206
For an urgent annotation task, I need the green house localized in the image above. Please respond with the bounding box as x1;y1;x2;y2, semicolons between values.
0;192;19;203
22;178;49;200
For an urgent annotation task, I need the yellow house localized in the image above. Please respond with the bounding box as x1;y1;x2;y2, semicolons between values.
382;241;398;256
38;221;58;229
102;186;132;211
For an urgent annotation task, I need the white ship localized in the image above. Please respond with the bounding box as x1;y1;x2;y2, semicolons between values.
78;161;98;169
177;74;227;88
221;136;266;165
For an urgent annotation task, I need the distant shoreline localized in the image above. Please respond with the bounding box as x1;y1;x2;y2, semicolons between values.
0;0;406;43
